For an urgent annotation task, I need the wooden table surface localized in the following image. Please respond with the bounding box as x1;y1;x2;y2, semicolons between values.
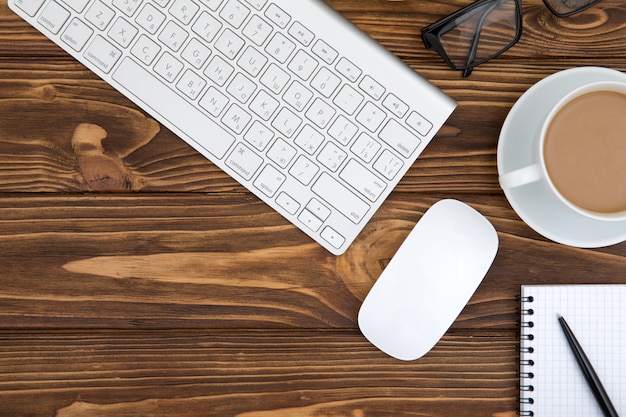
1;0;625;415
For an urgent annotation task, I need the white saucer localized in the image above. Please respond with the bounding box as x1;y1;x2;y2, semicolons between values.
497;67;626;248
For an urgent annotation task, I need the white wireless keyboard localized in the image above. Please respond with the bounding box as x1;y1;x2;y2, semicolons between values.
10;0;456;255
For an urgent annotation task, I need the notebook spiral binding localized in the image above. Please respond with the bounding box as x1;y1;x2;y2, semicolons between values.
518;295;535;416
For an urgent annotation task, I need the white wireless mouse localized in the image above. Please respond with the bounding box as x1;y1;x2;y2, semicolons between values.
358;199;499;361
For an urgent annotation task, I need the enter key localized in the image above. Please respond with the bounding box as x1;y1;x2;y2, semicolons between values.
340;159;387;202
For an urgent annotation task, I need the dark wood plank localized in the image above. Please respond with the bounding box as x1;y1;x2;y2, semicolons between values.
1;193;624;332
0;330;520;417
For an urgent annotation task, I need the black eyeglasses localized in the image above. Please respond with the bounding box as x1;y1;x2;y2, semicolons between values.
421;0;601;77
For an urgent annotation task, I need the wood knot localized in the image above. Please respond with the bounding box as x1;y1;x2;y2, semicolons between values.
71;123;134;191
337;219;414;301
78;155;134;190
35;84;57;102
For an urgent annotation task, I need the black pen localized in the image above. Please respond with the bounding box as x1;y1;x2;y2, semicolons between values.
558;314;620;417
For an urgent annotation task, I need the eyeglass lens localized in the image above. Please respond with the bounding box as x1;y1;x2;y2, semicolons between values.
439;0;519;69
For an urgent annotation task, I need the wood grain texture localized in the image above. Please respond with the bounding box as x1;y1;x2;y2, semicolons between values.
1;0;626;416
0;330;519;417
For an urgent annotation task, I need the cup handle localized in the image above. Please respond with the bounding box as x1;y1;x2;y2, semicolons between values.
499;164;542;189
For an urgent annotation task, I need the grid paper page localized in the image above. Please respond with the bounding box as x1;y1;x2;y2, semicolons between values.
520;285;626;416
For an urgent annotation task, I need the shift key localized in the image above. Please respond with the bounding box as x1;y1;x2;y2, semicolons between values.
312;173;369;224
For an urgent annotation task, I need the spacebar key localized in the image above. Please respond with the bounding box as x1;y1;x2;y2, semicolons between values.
312;173;370;224
112;58;235;159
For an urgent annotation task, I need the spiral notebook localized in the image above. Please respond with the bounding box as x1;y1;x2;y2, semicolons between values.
519;285;626;417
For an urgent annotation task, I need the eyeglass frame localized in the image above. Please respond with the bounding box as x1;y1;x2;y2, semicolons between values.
421;0;601;77
543;0;601;17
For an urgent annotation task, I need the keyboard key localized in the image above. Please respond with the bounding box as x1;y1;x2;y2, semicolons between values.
267;138;296;168
204;55;234;86
260;63;289;94
336;57;361;82
249;90;279;120
182;38;212;69
131;34;161;65
204;0;224;11
288;50;318;81
154;51;184;82
321;226;345;249
237;46;268;77
383;93;409;118
199;86;230;117
312;39;338;65
220;0;250;29
192;11;223;43
272;107;301;138
254;165;285;198
108;17;139;47
276;192;300;215
306;199;331;221
38;1;70;34
312;173;369;224
226;143;263;180
136;4;166;34
227;72;256;103
176;69;206;99
351;132;381;163
170;0;200;24
84;35;121;73
317;142;347;172
311;67;341;98
85;1;115;30
289;155;318;186
356;102;386;132
265;4;290;28
406;111;434;137
288;21;314;47
283;81;313;112
242;14;273;46
265;32;296;64
299;209;323;232
333;84;363;115
306;98;335;129
14;0;46;16
340;159;386;202
215;28;245;59
359;75;385;100
294;124;324;155
62;18;93;51
328;115;358;146
222;104;252;134
112;58;236;159
379;119;421;158
158;20;189;52
244;120;274;151
374;149;404;180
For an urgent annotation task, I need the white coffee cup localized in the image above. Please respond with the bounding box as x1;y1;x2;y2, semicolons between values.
499;80;626;222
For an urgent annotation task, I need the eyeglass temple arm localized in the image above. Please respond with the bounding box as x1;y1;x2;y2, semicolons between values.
463;0;506;77
463;0;504;77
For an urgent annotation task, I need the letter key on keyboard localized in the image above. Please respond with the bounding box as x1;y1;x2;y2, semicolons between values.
10;0;456;255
